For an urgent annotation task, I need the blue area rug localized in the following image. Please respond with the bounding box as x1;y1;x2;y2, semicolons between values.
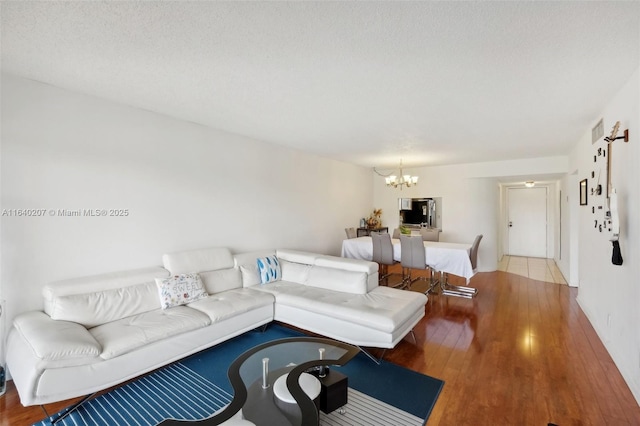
181;324;444;421
35;324;443;425
35;363;232;426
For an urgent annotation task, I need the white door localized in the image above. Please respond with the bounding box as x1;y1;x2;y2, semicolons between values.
507;187;547;257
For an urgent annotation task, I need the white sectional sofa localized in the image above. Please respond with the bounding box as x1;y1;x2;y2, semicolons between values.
6;247;427;407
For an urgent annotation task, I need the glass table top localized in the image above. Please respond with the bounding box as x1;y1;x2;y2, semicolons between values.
164;336;358;426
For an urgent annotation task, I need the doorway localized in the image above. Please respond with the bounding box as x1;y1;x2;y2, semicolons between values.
507;187;547;257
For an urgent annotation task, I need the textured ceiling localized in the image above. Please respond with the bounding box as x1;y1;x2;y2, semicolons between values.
2;1;639;169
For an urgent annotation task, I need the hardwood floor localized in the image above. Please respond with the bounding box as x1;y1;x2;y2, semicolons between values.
2;267;639;425
384;265;640;425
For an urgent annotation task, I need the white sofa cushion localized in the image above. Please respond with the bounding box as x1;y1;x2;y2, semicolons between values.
276;250;378;292
199;269;242;294
163;248;243;293
13;312;101;366
239;266;261;287
306;266;368;294
280;260;311;284
262;284;425;333
315;255;378;292
43;267;170;328
248;280;302;296
90;306;211;360
188;288;274;322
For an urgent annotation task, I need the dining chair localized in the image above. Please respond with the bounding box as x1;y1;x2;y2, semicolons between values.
399;235;437;293
371;228;388;234
470;234;483;271
344;227;357;239
372;232;404;287
420;228;440;242
441;234;482;298
392;228;401;239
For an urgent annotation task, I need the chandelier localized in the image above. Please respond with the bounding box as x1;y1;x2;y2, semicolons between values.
375;159;419;190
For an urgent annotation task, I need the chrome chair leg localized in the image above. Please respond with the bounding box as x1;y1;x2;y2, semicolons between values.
382;266;407;289
444;284;478;295
441;288;475;299
394;267;411;290
439;272;478;298
423;268;440;294
379;264;391;281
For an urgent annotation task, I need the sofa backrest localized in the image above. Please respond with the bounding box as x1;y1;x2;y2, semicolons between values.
43;267;170;328
162;247;242;294
276;249;320;265
233;250;277;287
276;249;379;294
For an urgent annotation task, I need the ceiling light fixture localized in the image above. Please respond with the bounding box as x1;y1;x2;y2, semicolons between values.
374;159;418;190
525;181;535;188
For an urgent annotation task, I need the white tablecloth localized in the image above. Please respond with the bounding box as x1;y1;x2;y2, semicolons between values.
341;236;474;281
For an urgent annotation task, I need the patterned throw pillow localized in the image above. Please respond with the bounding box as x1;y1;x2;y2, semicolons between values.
256;256;281;284
155;273;208;309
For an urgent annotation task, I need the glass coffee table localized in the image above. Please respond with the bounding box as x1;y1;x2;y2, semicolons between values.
163;337;359;426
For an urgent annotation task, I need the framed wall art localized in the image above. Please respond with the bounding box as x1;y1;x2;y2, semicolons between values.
580;178;588;206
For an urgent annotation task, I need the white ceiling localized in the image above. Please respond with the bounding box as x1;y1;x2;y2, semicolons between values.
2;1;639;169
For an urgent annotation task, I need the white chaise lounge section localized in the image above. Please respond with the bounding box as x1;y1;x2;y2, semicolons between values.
250;249;427;349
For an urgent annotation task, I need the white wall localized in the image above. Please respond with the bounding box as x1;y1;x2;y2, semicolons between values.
557;171;580;286
372;157;568;272
0;74;373;324
571;67;640;403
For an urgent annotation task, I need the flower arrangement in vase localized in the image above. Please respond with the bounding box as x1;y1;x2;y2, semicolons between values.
365;209;382;229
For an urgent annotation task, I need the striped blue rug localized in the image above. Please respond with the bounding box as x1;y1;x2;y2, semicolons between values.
35;363;233;426
35;368;423;426
35;325;442;425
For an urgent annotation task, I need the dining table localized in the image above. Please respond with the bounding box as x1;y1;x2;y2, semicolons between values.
341;236;475;282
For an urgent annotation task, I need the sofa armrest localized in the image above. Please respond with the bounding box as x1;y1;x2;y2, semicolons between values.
7;312;103;407
13;311;102;361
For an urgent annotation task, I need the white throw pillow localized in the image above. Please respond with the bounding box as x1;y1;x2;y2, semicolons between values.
256;256;281;284
155;273;208;309
240;265;262;287
280;260;311;284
